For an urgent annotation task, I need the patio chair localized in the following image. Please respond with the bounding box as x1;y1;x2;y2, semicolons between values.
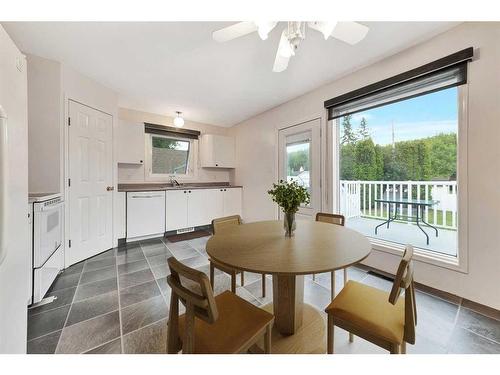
209;215;267;298
166;257;274;354
325;244;417;354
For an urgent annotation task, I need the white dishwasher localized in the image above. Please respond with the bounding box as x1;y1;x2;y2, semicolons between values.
126;191;166;241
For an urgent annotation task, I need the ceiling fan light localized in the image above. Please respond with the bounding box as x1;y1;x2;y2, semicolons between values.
174;111;184;127
255;21;278;40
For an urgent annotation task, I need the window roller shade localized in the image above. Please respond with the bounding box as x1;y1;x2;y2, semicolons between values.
144;122;200;139
325;47;473;120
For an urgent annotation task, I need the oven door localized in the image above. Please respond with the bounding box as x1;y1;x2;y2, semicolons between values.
33;202;64;268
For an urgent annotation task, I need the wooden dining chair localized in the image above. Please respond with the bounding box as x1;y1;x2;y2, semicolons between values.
325;245;417;354
166;257;274;354
210;215;266;298
314;212;346;299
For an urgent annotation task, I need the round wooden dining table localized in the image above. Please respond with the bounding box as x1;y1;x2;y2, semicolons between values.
206;220;372;353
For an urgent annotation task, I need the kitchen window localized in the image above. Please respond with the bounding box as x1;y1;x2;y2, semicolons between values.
145;133;195;178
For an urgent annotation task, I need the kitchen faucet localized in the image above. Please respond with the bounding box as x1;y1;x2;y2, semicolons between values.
169;176;181;186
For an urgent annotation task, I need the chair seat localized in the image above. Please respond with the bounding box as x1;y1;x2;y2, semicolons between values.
178;291;274;353
210;258;241;274
325;280;405;344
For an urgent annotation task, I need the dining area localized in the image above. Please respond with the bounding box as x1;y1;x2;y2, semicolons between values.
166;180;417;354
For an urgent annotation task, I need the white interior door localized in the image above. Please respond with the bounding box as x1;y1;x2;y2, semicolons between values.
68;100;113;265
278;119;321;220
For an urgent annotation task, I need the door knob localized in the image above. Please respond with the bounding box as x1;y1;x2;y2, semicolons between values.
106;186;115;191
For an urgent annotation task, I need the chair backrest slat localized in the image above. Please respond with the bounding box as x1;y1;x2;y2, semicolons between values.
388;245;416;344
316;212;345;226
212;215;242;235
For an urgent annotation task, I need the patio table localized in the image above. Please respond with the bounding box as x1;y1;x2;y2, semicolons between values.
374;197;439;245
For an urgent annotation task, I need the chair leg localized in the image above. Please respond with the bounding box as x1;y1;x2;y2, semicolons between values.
231;272;237;293
327;314;334;354
343;268;348;286
209;262;215;290
312;273;316;281
349;333;354;343
401;341;406;354
264;324;272;354
390;344;400;354
261;274;266;298
240;272;245;286
330;271;336;300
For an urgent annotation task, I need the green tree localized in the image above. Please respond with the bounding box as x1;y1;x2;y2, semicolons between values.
425;133;457;179
152;137;180;149
287;150;309;176
341;115;357;145
358;117;370;140
340;143;356;180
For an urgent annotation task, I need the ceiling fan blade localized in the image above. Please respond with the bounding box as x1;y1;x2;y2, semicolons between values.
212;22;258;43
273;30;293;72
331;22;369;45
308;21;338;39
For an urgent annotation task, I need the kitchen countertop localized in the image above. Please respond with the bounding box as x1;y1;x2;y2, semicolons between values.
117;182;242;192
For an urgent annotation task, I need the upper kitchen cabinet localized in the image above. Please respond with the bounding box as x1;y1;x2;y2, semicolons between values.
117;120;145;164
200;134;235;168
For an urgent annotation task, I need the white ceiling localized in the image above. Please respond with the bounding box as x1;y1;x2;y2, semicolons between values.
3;22;458;127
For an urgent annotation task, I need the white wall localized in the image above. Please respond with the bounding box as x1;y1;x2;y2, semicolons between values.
0;25;29;353
117;107;231;183
26;54;62;193
229;22;500;309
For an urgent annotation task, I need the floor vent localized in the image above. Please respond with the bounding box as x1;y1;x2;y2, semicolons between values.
177;227;195;234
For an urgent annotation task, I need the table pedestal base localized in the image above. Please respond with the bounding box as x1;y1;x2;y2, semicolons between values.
253;303;326;354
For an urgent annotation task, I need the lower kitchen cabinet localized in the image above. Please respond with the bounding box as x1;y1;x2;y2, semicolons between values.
165;190;188;231
126;191;166;240
223;187;242;216
165;187;242;232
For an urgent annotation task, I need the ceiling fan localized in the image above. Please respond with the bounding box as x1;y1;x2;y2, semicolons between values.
213;21;369;72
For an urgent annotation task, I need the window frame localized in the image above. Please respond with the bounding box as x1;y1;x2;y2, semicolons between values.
144;133;198;181
327;85;469;274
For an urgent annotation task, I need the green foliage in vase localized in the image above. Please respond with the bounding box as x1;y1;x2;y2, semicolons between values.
268;179;310;214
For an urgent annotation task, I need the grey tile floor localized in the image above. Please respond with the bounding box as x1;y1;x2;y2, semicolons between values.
26;235;500;354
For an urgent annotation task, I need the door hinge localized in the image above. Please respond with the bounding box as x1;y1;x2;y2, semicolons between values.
68;117;71;126
68;240;71;248
68;178;71;187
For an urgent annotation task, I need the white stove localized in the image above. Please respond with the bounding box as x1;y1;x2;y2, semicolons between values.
28;192;64;305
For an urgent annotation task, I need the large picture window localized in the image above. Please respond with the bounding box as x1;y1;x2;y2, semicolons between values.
325;49;472;262
336;87;459;256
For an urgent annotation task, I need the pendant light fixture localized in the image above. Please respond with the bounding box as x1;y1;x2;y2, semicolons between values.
173;111;184;127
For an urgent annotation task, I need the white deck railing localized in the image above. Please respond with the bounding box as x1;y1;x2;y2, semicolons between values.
340;180;458;230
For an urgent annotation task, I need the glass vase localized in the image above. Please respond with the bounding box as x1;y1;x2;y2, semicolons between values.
283;211;296;237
